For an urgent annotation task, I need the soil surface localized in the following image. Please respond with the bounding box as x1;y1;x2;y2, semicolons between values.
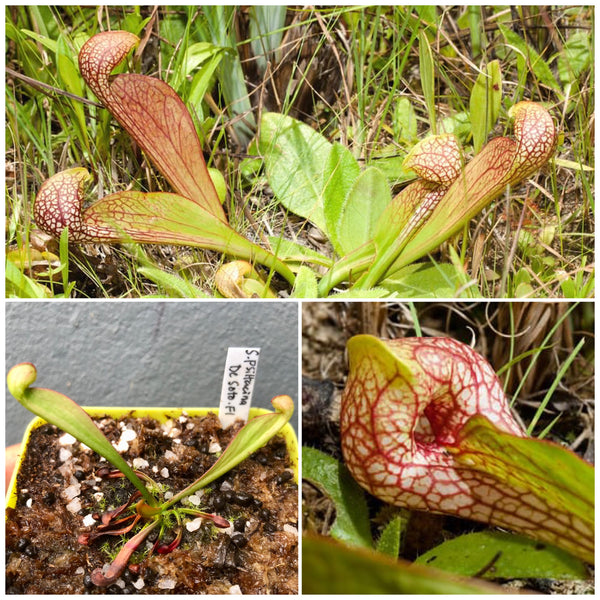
6;412;298;594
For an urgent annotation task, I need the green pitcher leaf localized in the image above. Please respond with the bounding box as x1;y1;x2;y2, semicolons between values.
302;535;502;594
165;396;294;505
451;414;594;564
259;111;332;233
302;446;373;549
6;363;156;506
416;530;590;580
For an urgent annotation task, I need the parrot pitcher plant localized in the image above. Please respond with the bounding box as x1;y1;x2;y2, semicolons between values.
340;335;594;564
317;101;557;294
33;31;294;288
33;31;558;297
7;362;294;586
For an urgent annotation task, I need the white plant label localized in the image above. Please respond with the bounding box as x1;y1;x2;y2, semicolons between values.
219;347;261;428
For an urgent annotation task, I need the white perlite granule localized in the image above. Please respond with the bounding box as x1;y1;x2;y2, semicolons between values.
185;517;203;532
157;578;177;590
164;450;177;462
120;428;137;443
209;441;222;454
63;483;81;501
66;497;82;513
133;578;145;590
59;448;73;462
59;433;76;445
229;584;243;594
82;513;96;527
133;458;149;469
283;524;298;536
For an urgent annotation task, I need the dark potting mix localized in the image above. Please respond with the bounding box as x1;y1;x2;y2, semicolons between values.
6;412;298;594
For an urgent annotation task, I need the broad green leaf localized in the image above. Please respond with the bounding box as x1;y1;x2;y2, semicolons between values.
451;415;594;563
416;531;589;580
259;112;332;233
331;287;391;298
165;396;294;505
381;261;478;298
302;535;502;594
6;363;156;506
556;31;592;85
498;25;561;93
322;142;362;255
291;266;318;298
470;60;502;154
333;166;391;256
376;515;405;558
302;446;373;548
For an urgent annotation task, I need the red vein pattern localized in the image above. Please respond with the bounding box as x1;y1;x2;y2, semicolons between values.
78;31;225;220
341;336;523;511
340;335;594;563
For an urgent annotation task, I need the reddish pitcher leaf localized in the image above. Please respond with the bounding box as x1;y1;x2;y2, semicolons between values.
389;101;557;272
34;168;295;284
450;415;594;564
340;335;594;564
78;30;224;219
319;101;557;294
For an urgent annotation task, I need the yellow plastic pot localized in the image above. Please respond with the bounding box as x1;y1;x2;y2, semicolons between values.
6;406;298;511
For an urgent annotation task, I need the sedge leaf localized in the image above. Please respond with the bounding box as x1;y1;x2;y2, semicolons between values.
470;60;502;154
418;30;436;134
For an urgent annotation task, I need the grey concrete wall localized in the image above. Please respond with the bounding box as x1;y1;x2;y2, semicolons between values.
5;301;299;445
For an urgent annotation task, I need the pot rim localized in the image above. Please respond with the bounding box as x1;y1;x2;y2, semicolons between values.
6;406;298;511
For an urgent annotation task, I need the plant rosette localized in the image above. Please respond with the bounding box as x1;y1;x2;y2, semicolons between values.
6;404;298;595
